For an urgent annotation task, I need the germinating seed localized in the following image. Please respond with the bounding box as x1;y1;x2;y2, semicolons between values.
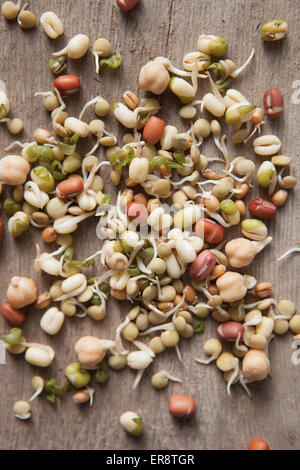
0;14;297;438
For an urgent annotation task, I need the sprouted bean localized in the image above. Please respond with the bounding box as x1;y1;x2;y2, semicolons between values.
0;18;297;442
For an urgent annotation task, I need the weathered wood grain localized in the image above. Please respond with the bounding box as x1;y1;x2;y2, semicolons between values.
0;0;300;450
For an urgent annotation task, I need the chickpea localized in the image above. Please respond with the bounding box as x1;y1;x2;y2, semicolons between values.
242;349;270;381
74;336;106;368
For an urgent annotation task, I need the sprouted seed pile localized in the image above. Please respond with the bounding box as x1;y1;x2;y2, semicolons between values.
0;5;297;442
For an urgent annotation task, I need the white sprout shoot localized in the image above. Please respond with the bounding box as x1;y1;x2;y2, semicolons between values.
204;208;231;227
200;286;229;317
265;334;274;359
130;274;159;285
4;140;30;151
24;181;45;209
113;315;131;356
243;119;265;143
175;344;184;364
82;249;104;265
134;106;161;121
92;282;107;311
244;298;277;310
158;370;182;384
191;60;199;93
79;96;101;121
127;240;145;266
243;275;257;290
239;374;252;399
68;297;88;318
234;332;248;353
58;253;68;278
28;377;44;402
144;174;160;181
213;134;231;170
148;237;158;260
133;370;144;389
182;155;194;168
131;340;155;389
54;211;96;233
86;189;97;198
155;56;207;79
95;269;115;285
85;386;95;406
84;161;110;191
176;253;186;277
55;278;87;302
225;161;251;183
116;190;129;227
188;304;214;317
34;241;68;272
144;294;186;319
198;179;220;187
155;276;164;301
253;236;272;254
29;218;47;229
139;322;174;336
34;91;53;98
52;87;66;129
277;246;300;261
227;359;240;396
86;128;117;156
243;315;262;328
17;2;29;26
190;119;203;147
93;51;101;74
169;173;200;187
194;353;218;365
231;48;255;78
206;71;225;104
211;240;226;252
136;255;152;275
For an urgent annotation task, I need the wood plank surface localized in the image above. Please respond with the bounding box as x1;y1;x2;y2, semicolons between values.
0;0;299;450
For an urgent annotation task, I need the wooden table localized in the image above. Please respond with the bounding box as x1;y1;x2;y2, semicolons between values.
0;0;299;450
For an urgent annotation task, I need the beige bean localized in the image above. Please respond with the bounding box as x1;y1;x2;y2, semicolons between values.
253;135;281;156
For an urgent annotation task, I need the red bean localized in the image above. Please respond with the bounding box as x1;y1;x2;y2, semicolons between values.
248;439;269;450
116;0;140;11
143;116;166;145
169;394;195;418
127;202;148;226
248;198;277;219
56;177;84;199
54;74;81;97
263;88;284;119
0;302;25;326
217;321;244;342
194;218;224;244
189;250;216;280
